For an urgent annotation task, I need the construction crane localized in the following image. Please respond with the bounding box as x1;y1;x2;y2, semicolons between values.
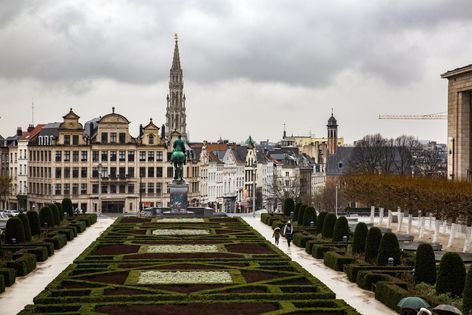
378;112;447;120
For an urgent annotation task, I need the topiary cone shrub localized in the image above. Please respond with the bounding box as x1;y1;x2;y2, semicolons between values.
62;198;73;217
297;205;307;225
316;211;327;234
332;216;350;242
436;252;466;297
283;198;295;218
352;222;368;254
55;202;64;221
321;213;337;238
377;232;401;266
303;207;317;227
17;213;32;242
293;203;301;223
5;217;26;244
48;204;60;226
463;264;472;314
365;227;382;264
414;243;436;285
27;211;41;236
39;206;54;228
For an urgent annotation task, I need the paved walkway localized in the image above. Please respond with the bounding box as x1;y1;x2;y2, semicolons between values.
0;217;115;315
242;216;396;315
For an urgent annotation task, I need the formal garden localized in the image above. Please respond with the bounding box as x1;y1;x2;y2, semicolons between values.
261;198;472;314
20;216;359;314
0;198;97;293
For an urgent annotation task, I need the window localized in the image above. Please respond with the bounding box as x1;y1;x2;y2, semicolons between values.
128;167;135;178
119;184;126;193
72;183;79;195
64;167;70;178
119;167;126;178
110;151;117;162
101;132;108;143
55;184;61;195
167;167;173;178
128;151;135;161
110;167;117;178
81;183;87;194
55;168;62;179
156;182;162;194
101;184;108;194
119;151;126;161
72;135;79;145
139;151;146;161
64;151;70;161
139;167;146;177
285;172;289;177
156;151;163;161
148;183;154;193
148;151;154;161
149;134;154;144
64;183;70;195
64;135;70;145
55;151;62;162
156;167;163;177
92;167;98;178
148;167;154;177
128;184;134;194
72;167;79;178
119;133;126;144
140;182;145;193
101;151;108;161
73;151;79;162
81;167;87;178
81;151;88;162
92;151;99;162
110;133;117;143
92;184;99;194
110;184;117;194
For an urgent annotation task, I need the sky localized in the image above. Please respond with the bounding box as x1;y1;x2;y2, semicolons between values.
0;0;470;144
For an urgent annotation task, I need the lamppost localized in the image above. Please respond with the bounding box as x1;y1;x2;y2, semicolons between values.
335;182;339;217
252;163;257;218
98;163;102;216
139;169;143;212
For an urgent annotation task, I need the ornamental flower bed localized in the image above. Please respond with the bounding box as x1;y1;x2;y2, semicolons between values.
20;216;360;314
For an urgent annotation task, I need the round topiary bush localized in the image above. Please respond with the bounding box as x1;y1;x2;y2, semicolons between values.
463;264;472;314
62;198;73;217
316;211;327;234
283;198;295;218
293;203;301;223
17;213;32;242
377;232;401;266
365;227;382;263
332;216;350;242
297;204;307;225
414;243;436;285
321;213;337;238
302;207;317;227
48;203;60;226
39;206;54;228
436;252;466;297
352;222;368;254
0;239;3;257
27;211;41;236
5;216;26;244
55;202;64;221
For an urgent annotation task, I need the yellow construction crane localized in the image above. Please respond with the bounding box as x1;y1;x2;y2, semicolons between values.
378;112;446;120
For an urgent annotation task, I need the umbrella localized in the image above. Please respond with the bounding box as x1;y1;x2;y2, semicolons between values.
433;304;463;315
397;297;430;310
273;227;280;231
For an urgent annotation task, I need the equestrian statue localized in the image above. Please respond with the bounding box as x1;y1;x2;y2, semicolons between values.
170;135;186;182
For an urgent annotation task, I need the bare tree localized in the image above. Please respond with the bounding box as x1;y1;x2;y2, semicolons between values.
394;135;421;175
270;171;302;208
312;181;346;212
348;134;387;174
0;175;11;209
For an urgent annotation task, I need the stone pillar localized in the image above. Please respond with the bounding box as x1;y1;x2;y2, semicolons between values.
429;212;433;230
463;226;472;253
447;223;457;248
407;214;413;235
379;207;384;225
387;210;392;229
442;220;448;234
433;220;441;243
419;216;425;239
370;206;375;224
396;207;403;233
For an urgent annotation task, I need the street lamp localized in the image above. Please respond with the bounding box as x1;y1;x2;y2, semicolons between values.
335;182;339;217
252;163;257;218
98;163;102;216
139;169;143;213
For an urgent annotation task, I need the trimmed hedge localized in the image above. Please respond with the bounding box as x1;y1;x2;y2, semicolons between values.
324;251;355;271
18;213;32;242
292;233;313;248
303;207;317;227
39;206;54;228
312;244;344;259
0;275;4;293
316;212;327;234
45;233;68;250
294;203;301;223
374;281;409;313
414;243;436;285
62;198;73;217
352;222;368;254
261;213;271;224
7;253;37;276
377;232;401;266
332;216;350;242
436;252;466;297
55;202;64;221
69;221;86;233
356;271;406;291
321;213;337;238
365;227;382;264
5;216;26;244
345;264;412;283
27;211;41;236
297;205;307;225
49;203;60;226
0;268;16;286
464;263;472;314
283;198;295;217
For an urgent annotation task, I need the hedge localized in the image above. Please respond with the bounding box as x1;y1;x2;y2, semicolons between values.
0;267;16;286
316;212;327;234
365;227;382;264
0;275;4;293
9;246;49;262
49;203;61;226
69;221;86;233
18;213;32;242
62;198;73;217
5;216;26;244
7;253;37;276
283;198;295;217
324;251;355;271
345;264;412;283
261;213;271;225
464;263;472;314
321;213;337;238
332;216;350;242
312;244;344;259
297;205;307;225
352;222;368;254
294;203;301;223
45;233;68;250
436;252;466;297
377;232;401;266
292;233;313;248
27;211;41;236
39;206;54;228
55;202;64;221
356;271;406;291
374;281;410;313
414;243;436;285
302;207;317;227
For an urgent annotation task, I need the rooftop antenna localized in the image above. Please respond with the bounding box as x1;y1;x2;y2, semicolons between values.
32;98;35;125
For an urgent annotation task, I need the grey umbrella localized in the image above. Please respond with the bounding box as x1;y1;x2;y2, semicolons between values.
433;304;463;315
397;297;431;310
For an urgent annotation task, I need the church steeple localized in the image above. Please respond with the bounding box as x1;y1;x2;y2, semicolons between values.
165;33;187;140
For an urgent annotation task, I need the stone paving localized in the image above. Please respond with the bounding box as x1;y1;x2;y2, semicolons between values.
0;217;115;315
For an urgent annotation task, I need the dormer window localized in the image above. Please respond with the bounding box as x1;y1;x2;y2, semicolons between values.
110;132;117;143
38;136;43;145
338;162;343;169
149;134;154;145
64;135;70;145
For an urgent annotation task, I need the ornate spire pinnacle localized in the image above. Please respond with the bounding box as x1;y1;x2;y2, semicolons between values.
171;33;181;70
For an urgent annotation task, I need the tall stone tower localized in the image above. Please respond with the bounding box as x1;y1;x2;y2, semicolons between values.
165;33;187;140
327;111;338;155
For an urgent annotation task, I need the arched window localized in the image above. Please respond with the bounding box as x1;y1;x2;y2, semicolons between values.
149;134;154;145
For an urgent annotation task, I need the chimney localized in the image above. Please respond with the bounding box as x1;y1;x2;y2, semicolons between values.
16;127;22;136
27;124;34;132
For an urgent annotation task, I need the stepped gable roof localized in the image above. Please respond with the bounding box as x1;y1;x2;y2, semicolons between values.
326;146;354;176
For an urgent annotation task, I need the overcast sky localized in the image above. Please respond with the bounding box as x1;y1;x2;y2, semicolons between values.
0;0;470;144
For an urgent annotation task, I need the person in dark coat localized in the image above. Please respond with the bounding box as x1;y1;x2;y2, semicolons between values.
283;221;293;247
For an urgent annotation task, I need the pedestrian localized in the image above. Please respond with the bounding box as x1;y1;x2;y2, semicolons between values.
272;227;281;245
284;220;293;247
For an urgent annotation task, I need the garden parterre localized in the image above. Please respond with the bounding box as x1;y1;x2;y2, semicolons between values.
20;216;359;314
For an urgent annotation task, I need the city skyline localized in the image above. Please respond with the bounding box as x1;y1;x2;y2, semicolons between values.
1;1;471;143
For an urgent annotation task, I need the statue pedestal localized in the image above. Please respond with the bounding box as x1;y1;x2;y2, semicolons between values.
169;181;188;212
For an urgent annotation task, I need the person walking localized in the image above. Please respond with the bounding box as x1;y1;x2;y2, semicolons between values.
272;227;281;245
283;221;293;248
